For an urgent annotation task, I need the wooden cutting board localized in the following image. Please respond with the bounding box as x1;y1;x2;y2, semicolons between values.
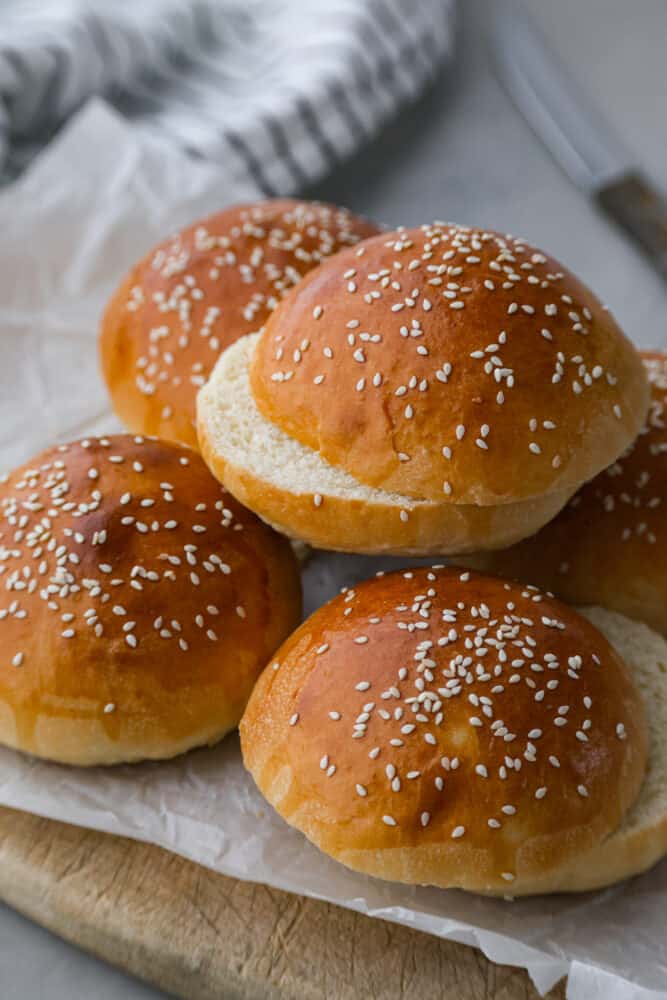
0;806;564;999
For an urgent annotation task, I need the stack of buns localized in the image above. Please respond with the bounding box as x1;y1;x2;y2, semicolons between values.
3;196;666;899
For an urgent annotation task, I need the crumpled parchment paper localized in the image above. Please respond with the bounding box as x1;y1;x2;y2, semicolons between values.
1;99;666;1000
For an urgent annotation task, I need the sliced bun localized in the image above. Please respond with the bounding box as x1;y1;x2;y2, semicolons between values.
240;567;648;896
461;353;667;635
197;334;575;555
0;435;301;766
199;223;649;554
100;199;380;449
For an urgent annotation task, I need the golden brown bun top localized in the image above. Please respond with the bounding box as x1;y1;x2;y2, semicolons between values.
461;352;667;634
241;567;647;891
100;199;381;448
0;435;301;763
251;223;649;504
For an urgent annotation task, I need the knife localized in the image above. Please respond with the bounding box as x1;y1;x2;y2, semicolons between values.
492;0;667;282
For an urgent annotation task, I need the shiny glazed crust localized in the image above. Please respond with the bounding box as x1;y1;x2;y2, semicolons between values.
0;435;302;765
100;199;380;448
241;567;647;895
251;223;649;504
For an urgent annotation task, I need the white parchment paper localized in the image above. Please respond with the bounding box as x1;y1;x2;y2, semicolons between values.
1;100;666;1000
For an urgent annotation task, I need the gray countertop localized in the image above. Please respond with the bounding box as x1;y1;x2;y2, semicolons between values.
2;0;667;997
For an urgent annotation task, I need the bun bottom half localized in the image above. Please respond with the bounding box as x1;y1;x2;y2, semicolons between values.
197;335;577;557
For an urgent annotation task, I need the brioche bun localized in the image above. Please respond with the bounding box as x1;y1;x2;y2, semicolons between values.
0;435;301;766
241;567;649;896
461;352;667;635
200;223;649;554
198;333;575;555
100;199;380;449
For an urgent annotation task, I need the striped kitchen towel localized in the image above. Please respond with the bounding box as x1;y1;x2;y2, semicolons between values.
0;0;456;190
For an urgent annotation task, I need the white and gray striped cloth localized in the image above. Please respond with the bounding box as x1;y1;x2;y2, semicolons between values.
0;0;455;189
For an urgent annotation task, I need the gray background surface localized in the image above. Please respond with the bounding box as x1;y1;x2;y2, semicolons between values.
2;0;667;996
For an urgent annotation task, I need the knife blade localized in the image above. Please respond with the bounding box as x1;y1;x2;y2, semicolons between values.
492;0;667;282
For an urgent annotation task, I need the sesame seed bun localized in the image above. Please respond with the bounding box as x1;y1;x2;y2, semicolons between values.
0;435;302;766
460;353;667;635
197;333;576;555
240;567;649;896
99;199;380;449
199;223;649;554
